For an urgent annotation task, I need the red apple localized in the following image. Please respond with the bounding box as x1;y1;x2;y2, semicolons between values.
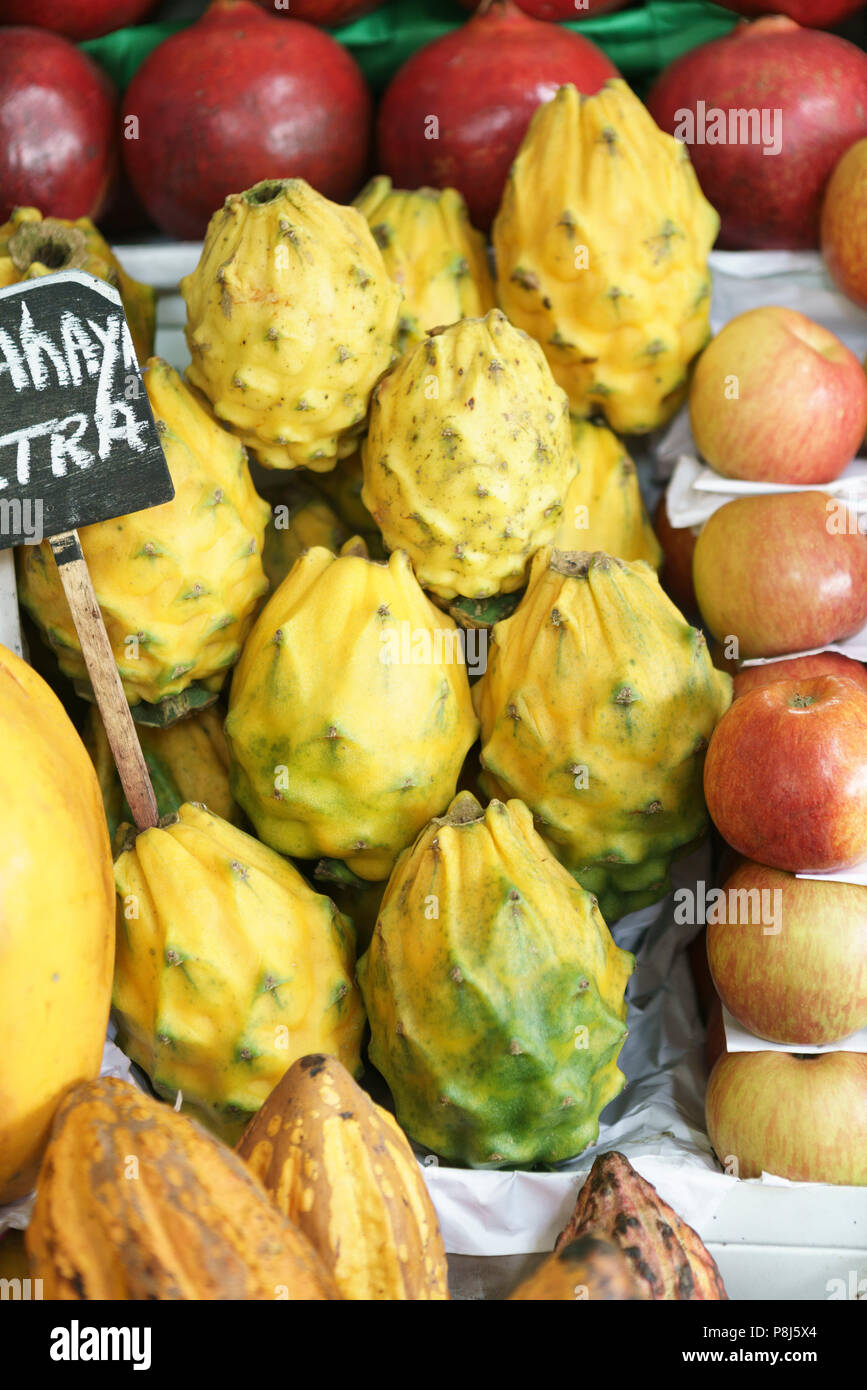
653;496;700;617
716;1;866;25
646;18;867;249
734;652;867;699
0;1;157;40
692;492;867;659
689;308;867;485
0;28;117;223
708;862;867;1045
822;138;867;311
703;674;867;872
706;1051;867;1184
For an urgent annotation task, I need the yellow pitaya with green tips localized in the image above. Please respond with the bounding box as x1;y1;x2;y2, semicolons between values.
225;545;479;881
361;309;573;601
354;177;495;353
17;358;269;708
112;802;365;1142
493;81;719;434
555;419;662;568
474;547;732;921
180;179;402;471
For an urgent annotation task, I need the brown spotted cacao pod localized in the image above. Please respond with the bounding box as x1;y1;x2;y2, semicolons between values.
555;1151;728;1300
237;1053;449;1300
26;1077;339;1300
509;1233;648;1301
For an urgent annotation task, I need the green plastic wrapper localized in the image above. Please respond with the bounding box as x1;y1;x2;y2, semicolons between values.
83;1;738;95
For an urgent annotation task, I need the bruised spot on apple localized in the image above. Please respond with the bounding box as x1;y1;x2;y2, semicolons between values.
708;862;867;1046
703;674;867;873
706;1051;867;1185
689;307;867;486
693;491;867;660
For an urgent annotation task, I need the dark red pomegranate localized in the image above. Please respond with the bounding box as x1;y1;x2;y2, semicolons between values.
715;1;866;26
121;0;372;239
458;0;628;14
0;1;157;41
0;28;117;223
646;17;867;249
377;0;618;230
251;0;385;24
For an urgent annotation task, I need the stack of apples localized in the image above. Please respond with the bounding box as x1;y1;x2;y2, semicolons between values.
672;306;867;1186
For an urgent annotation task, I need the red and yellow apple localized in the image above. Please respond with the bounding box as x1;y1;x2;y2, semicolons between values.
703;674;867;872
689;307;867;484
708;862;867;1045
692;491;867;659
733;652;867;699
706;1051;867;1184
822;138;867;311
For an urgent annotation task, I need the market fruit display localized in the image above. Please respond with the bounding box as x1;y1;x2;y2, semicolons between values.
358;792;634;1169
692;492;867;660
646;18;867;249
556;1151;728;1299
25;1077;340;1299
0;646;114;1204
707;862;867;1046
111;802;364;1141
121;0;372;240
0;27;116;222
238;1054;450;1300
554;421;663;568
226;546;478;878
706;1052;867;1185
182;178;401;471
474;548;732;921
703;675;867;874
494;81;719;434
689;308;867;485
0;205;155;366
509;1234;647;1301
732;652;867;699
361;309;573;600
376;0;618;231
354;177;496;352
84;705;242;841
821;138;867;310
17;357;270;708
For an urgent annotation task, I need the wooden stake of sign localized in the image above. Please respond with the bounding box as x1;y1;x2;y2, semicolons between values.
50;530;158;830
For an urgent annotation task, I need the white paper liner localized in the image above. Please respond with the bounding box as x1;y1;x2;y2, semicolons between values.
723;1006;867;1058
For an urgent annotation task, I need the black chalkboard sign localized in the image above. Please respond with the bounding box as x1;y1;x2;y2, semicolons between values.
0;269;172;550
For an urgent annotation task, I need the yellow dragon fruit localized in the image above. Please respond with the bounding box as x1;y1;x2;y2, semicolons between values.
0;206;155;365
181;179;402;471
112;802;365;1142
261;475;349;593
555;420;662;567
354;177;495;353
17;358;270;708
493;81;719;433
361;309;573;600
225;546;479;880
474;547;731;920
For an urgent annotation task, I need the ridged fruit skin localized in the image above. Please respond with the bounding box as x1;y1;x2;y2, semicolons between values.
18;358;269;707
555;420;662;568
361;309;573;600
494;81;719;434
181;178;401;472
26;1077;339;1299
83;705;242;842
112;803;365;1142
357;792;634;1169
238;1054;449;1300
262;476;349;592
226;546;479;879
121;0;372;240
556;1151;728;1299
0;206;154;365
474;548;732;922
354;177;496;353
509;1234;647;1300
376;0;618;231
0;646;114;1203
